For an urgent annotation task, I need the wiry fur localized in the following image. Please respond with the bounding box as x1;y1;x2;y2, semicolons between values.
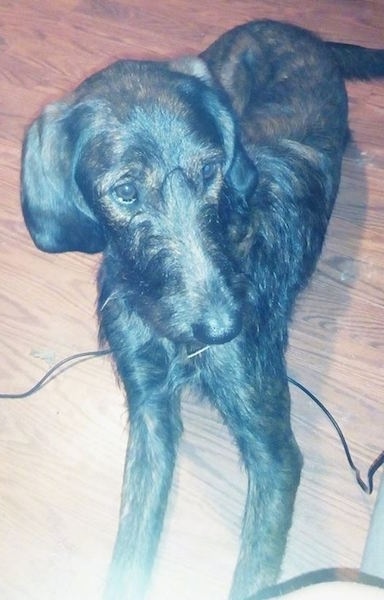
21;20;384;600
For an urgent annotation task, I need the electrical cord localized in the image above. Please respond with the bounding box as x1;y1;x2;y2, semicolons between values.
287;376;384;495
0;349;111;399
0;349;382;494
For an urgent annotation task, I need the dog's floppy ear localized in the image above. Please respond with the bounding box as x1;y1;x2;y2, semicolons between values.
202;78;258;204
171;55;258;202
21;101;106;254
225;143;258;204
169;55;213;85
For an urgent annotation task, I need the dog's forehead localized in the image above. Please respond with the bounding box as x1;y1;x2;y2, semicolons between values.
126;101;223;164
77;60;224;145
74;62;227;178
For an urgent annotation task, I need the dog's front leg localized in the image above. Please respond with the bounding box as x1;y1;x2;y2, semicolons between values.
202;340;302;600
101;315;182;600
105;396;182;600
229;424;302;600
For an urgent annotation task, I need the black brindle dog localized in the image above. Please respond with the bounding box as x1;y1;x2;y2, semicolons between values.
21;20;384;600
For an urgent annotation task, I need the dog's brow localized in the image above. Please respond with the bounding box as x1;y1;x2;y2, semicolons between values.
132;101;224;155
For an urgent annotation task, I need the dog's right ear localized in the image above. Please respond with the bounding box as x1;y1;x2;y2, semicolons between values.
21;102;106;254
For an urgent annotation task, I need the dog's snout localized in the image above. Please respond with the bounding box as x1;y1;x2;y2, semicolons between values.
192;308;242;345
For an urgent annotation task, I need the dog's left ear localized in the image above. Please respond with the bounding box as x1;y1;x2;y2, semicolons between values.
224;143;259;206
169;55;213;85
171;56;258;203
204;80;258;204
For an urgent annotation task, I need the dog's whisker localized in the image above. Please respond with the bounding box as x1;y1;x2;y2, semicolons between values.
99;292;120;311
186;345;210;359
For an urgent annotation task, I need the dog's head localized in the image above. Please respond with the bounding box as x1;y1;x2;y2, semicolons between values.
21;57;258;344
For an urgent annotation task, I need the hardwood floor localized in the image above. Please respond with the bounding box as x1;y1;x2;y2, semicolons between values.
0;1;383;598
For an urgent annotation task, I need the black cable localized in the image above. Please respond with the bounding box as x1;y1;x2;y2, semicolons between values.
288;376;384;495
0;351;382;494
0;349;112;399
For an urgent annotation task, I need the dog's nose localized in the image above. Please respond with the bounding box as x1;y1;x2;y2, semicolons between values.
192;310;242;345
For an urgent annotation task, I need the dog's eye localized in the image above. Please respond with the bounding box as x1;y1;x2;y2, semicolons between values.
111;181;138;204
201;161;219;184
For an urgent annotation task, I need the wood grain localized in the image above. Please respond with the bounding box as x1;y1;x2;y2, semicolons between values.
0;1;383;598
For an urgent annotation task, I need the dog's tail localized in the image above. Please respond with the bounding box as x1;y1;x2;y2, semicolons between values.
326;41;384;80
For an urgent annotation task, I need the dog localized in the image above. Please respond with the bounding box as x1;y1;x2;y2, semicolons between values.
20;20;384;600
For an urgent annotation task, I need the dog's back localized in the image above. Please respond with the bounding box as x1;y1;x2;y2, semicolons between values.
202;21;384;319
202;21;349;151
